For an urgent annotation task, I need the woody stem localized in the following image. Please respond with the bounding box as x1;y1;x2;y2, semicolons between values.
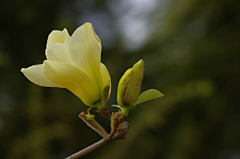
65;121;129;159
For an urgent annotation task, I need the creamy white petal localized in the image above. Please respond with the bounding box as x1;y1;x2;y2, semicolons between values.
46;43;73;65
21;64;61;87
43;60;100;106
69;22;103;91
46;29;70;49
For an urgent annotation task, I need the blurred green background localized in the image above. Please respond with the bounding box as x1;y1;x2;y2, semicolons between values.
0;0;240;158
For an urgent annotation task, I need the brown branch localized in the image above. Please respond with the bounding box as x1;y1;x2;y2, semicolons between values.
107;112;125;141
65;121;129;159
111;121;129;140
79;112;108;138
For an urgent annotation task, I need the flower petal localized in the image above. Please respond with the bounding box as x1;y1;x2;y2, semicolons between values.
100;63;111;88
43;60;100;106
46;28;70;49
69;22;103;91
46;43;73;65
63;28;70;46
100;63;111;99
21;64;61;87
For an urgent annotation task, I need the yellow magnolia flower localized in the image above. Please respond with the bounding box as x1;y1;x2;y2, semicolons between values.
21;23;111;107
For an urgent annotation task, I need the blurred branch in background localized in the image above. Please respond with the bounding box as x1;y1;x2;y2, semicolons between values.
0;0;240;159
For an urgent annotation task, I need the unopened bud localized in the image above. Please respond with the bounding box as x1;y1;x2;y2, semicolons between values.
117;59;144;107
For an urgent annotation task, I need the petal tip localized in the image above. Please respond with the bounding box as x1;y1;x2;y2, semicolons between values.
84;22;92;26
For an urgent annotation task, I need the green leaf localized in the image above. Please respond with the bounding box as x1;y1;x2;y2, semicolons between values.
133;89;164;106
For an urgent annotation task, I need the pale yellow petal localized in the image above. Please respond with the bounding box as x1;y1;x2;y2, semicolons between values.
63;28;70;46
21;64;61;87
46;28;70;49
43;60;100;106
100;63;111;99
90;25;101;44
100;63;111;87
46;43;73;65
69;22;103;91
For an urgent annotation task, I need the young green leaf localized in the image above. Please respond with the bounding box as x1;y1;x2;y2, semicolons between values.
132;89;164;106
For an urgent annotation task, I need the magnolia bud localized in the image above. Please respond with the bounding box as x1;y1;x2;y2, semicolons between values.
117;59;144;107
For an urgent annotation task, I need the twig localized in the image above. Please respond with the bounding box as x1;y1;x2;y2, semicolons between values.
107;112;125;141
65;121;129;159
79;112;108;138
